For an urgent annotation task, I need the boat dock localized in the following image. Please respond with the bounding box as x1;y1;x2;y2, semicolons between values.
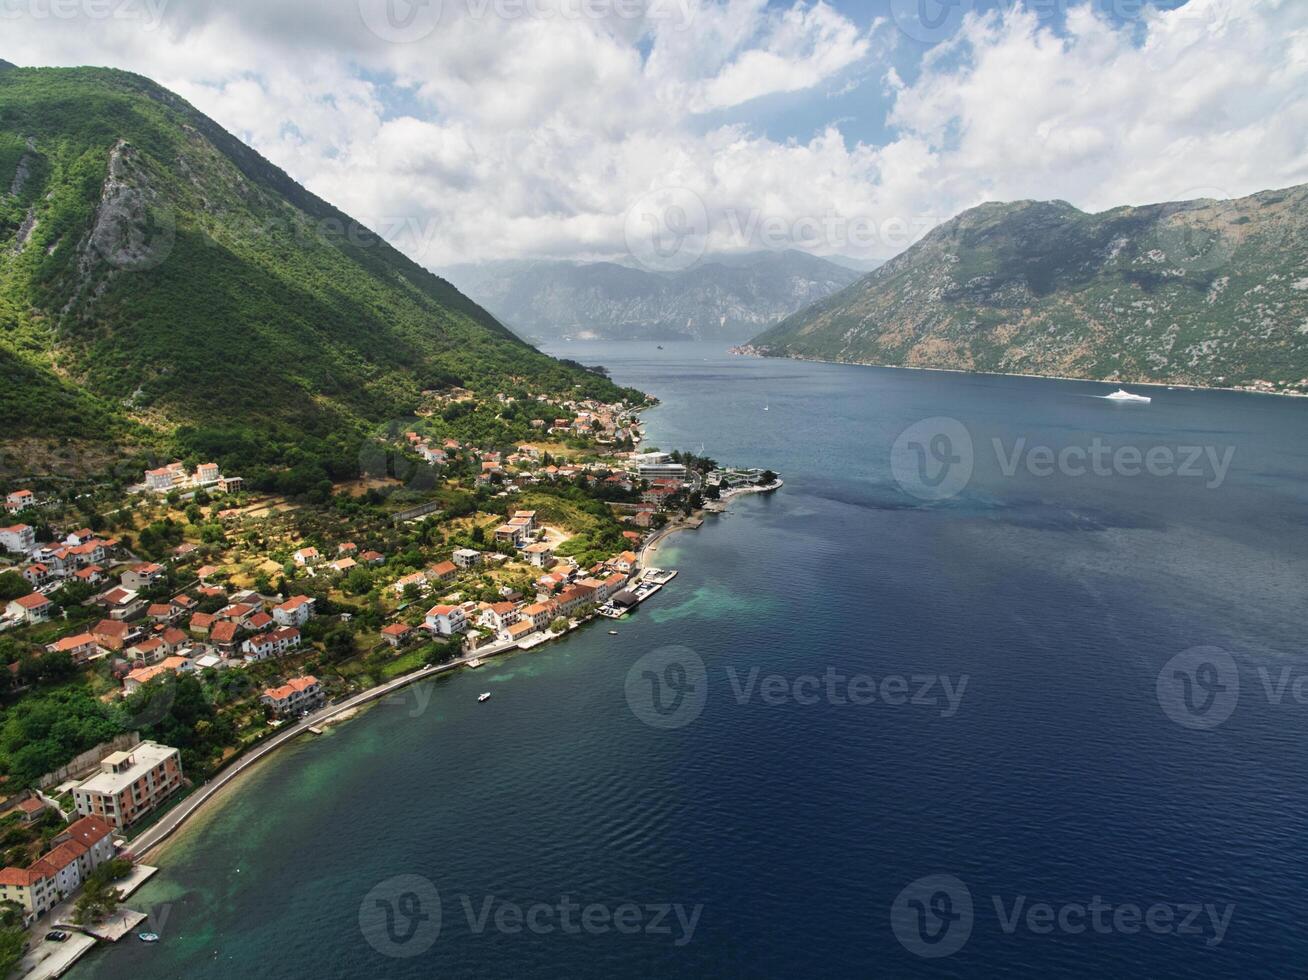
598;568;677;618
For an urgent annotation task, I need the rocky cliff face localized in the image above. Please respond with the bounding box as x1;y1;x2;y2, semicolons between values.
748;186;1308;393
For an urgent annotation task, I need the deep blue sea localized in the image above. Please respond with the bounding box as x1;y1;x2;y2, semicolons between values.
78;343;1308;978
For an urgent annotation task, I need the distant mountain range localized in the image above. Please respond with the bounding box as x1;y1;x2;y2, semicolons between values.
747;185;1308;393
0;65;634;464
443;251;864;342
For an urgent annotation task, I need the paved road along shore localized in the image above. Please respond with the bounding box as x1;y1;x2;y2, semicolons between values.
131;656;468;857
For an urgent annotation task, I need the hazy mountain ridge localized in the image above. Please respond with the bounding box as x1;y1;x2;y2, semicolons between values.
443;251;863;342
747;186;1308;393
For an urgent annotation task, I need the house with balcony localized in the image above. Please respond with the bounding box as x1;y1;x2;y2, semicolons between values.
273;595;315;627
0;523;36;553
121;562;166;591
262;676;323;717
425;604;468;636
243;627;301;662
6;592;51;624
71;741;184;830
4;489;35;514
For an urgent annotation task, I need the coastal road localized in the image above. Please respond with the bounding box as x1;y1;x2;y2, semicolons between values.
130;657;466;857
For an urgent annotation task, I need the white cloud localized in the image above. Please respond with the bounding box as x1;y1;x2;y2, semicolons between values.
1;0;1305;267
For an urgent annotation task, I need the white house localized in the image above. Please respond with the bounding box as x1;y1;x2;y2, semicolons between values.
272;595;315;627
243;627;302;661
5;490;35;514
261;676;323;716
144;464;183;491
0;524;36;554
121;562;165;591
293;547;321;567
523;542;554;567
6;593;52;624
452;548;482;569
425;604;468;636
478;602;519;634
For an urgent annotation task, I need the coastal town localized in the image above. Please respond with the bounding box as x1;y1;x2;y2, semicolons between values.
0;389;778;977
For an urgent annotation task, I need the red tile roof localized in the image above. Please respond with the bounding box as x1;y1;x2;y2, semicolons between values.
64;815;113;847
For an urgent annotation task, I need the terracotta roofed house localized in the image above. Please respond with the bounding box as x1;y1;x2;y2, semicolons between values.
428;560;458;582
273;595;315;627
48;633;99;662
381;623;412;647
262;676;323;716
7;592;51;624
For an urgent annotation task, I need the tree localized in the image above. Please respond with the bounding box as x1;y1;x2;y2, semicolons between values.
73;859;131;925
324;628;355;661
342;567;373;596
0;572;29;603
0;926;24;978
550;617;568;634
0;900;24;929
760;470;778;485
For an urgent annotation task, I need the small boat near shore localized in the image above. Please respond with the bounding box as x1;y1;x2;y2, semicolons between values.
478;692;491;703
467;658;482;668
139;932;159;943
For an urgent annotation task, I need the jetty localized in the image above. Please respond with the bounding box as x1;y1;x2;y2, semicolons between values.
598;567;677;618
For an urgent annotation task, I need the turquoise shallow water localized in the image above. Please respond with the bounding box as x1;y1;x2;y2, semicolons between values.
77;343;1308;978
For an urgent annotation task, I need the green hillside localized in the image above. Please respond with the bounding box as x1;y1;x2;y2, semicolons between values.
748;186;1308;393
0;65;638;475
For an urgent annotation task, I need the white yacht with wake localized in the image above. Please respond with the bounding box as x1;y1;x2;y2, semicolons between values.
1102;388;1152;404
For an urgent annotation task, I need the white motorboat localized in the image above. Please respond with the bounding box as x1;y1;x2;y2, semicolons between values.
1103;388;1151;404
478;692;491;703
